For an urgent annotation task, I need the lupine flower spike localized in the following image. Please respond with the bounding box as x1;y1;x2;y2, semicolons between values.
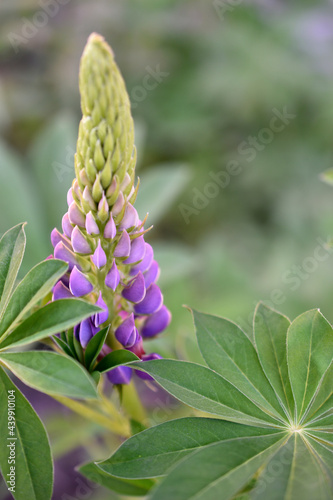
51;33;171;384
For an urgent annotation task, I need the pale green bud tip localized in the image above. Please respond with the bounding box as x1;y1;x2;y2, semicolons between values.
77;33;136;204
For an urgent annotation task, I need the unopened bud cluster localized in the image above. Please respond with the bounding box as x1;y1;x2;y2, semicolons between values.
51;34;171;384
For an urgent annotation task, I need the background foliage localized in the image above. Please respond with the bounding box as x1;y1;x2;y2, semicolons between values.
1;1;333;499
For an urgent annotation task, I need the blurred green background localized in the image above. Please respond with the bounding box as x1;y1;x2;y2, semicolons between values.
1;0;333;498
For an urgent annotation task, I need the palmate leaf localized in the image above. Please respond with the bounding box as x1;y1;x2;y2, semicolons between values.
90;303;333;499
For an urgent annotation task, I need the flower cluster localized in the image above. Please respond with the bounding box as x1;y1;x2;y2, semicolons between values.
51;34;171;384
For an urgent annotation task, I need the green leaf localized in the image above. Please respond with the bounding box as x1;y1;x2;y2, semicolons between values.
84;326;109;371
94;303;333;499
0;351;98;399
78;462;154;496
192;309;286;423
254;303;294;420
0;367;53;500
95;350;139;373
52;335;74;357
130;360;283;426
135;164;191;225
0;224;26;323
0;259;68;338
304;362;333;426
149;433;285;500
287;309;333;423
0;299;101;350
251;434;333;500
98;417;285;479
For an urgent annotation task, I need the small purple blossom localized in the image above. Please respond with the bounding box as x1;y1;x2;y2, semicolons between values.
105;260;120;290
122;272;146;303
69;266;94;297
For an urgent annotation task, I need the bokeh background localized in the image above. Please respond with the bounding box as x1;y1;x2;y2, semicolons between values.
1;0;333;498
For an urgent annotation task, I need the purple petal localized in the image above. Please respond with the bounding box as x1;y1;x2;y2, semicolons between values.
114;230;131;258
94;292;109;326
53;281;74;300
83;186;96;210
120;173;131;191
128;336;145;358
68;201;86;227
98;194;109;213
67;187;74;206
107;366;132;385
104;216;116;239
112;192;125;216
92;240;107;268
136;353;163;380
86;212;100;235
60;273;70;288
144;260;160;288
79;319;94;348
119;203;139;230
71;226;92;254
130;243;153;275
62;213;74;238
51;228;62;248
122;272;146;303
69;266;93;297
134;284;163;315
141;305;171;337
54;242;79;271
51;228;72;250
105;260;120;290
124;236;146;265
115;313;138;347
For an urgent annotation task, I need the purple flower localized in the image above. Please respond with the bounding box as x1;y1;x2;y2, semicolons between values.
92;240;107;268
119;203;139;230
62;213;74;238
122;272;146;303
68;201;86;227
69;266;94;297
130;243;153;274
94;292;109;326
107;366;132;385
86;212;100;235
71;226;92;254
104;216;116;239
134;284;163;315
76;318;95;348
54;242;79;271
124;236;146;265
53;281;74;300
105;260;120;290
141;305;171;337
115;313;139;348
144;261;160;288
114;230;131;258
